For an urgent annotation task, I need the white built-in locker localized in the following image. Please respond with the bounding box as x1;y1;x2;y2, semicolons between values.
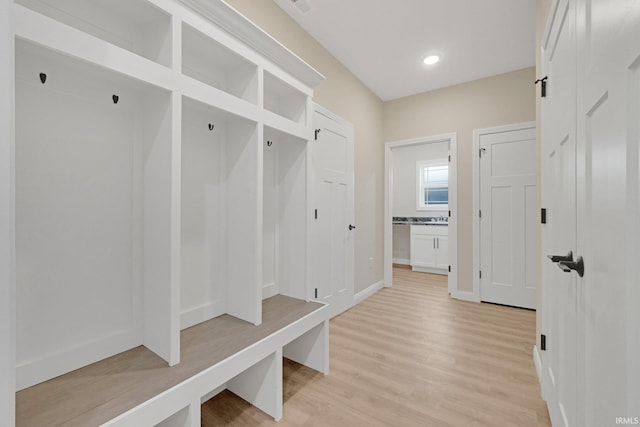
4;0;325;400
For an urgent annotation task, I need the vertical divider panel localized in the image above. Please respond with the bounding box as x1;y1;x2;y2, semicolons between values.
142;89;179;365
225;122;262;325
283;320;329;375
262;129;278;299
305;98;314;301
173;17;182;72
227;349;283;421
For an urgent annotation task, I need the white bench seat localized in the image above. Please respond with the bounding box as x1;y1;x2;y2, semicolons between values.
16;296;329;427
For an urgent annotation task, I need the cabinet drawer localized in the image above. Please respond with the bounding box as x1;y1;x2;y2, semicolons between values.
410;225;448;236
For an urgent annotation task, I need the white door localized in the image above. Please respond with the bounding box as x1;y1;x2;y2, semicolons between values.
479;124;536;309
436;236;448;270
540;1;578;423
410;234;437;269
310;106;354;316
541;0;640;424
575;0;640;424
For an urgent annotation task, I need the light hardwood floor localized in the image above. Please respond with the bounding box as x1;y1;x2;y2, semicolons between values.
202;266;551;426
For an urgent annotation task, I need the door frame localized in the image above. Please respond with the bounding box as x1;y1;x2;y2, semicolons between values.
472;121;537;302
384;133;458;296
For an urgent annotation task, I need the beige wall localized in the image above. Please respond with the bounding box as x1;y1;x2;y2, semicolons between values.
383;68;536;292
226;0;539;298
225;0;385;294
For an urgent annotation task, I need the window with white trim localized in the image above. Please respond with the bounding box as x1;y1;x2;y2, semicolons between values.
417;159;449;210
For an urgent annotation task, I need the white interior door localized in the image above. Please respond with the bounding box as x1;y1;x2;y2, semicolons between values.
479;124;536;309
540;3;578;425
576;0;640;424
541;0;640;424
310;106;354;316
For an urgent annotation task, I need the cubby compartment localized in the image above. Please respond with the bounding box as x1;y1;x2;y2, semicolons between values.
181;96;261;329
14;39;176;390
155;405;193;427
182;23;258;104
262;126;308;301
263;71;307;125
16;0;172;67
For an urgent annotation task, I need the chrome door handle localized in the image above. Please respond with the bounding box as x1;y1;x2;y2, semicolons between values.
547;251;573;263
558;256;584;277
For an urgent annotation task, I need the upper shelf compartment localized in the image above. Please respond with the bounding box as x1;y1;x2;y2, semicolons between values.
264;71;308;125
182;23;258;105
15;0;172;67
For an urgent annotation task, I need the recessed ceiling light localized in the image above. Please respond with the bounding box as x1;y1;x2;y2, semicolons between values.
423;55;440;65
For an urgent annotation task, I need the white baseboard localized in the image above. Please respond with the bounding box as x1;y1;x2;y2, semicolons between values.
451;290;480;302
353;280;384;305
411;265;448;275
533;345;543;394
262;282;278;300
392;258;410;265
181;300;225;330
16;329;139;391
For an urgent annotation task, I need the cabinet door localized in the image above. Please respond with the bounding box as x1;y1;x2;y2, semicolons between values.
436;236;449;270
410;234;437;268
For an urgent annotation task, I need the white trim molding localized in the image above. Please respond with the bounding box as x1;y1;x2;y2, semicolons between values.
533;345;545;400
384;133;458;296
353;280;384;306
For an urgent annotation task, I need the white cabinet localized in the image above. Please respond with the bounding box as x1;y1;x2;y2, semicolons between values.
7;0;324;395
410;225;448;274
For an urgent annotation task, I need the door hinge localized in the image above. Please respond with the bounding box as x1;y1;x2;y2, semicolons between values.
448;265;451;272
479;210;482;218
541;208;547;224
535;76;548;98
314;128;321;140
448;210;451;217
541;334;546;351
315;209;318;220
479;270;482;279
448;155;451;162
314;288;318;299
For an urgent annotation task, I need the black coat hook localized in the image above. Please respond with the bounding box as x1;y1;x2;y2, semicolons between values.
208;123;215;131
267;140;273;147
112;95;119;104
39;73;46;84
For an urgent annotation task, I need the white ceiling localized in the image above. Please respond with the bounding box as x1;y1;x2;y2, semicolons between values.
273;0;536;101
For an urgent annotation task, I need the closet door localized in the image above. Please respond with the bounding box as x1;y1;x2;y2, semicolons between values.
540;0;578;425
576;0;640;424
309;106;354;316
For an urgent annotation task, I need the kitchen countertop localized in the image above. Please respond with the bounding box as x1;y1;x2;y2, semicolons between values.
393;216;448;226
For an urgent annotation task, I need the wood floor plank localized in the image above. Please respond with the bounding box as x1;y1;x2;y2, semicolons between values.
202;267;551;426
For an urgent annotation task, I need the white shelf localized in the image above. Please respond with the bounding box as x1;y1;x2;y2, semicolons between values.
264;71;308;125
181;96;261;328
182;23;258;104
14;39;177;390
16;0;172;67
13;3;175;92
